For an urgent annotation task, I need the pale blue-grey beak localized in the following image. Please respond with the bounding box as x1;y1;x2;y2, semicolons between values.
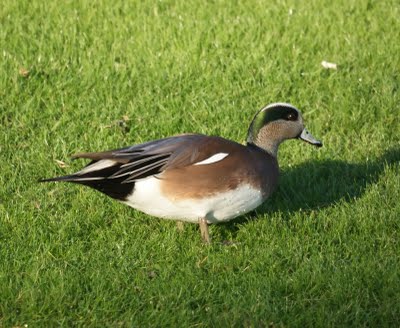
299;128;323;147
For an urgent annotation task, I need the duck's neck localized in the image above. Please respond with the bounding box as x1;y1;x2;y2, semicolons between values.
247;141;279;158
246;130;281;158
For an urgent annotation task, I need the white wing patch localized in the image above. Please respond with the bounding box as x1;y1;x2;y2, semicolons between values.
193;153;229;166
78;159;116;175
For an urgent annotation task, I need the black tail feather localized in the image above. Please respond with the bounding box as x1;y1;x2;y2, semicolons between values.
39;165;135;201
39;151;168;201
74;179;135;200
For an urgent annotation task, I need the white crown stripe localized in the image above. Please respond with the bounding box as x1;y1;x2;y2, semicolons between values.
193;153;229;166
262;102;299;112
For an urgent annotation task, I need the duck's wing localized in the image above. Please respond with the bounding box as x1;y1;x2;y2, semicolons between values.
40;134;238;186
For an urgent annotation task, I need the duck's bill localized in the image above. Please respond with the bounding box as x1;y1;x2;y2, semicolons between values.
299;128;323;147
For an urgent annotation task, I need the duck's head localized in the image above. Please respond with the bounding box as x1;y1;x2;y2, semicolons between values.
247;103;322;157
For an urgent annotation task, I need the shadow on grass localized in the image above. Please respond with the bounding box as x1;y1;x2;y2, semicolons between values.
219;147;400;237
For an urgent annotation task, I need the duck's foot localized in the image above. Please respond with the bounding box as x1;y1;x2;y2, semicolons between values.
198;218;211;244
176;221;185;232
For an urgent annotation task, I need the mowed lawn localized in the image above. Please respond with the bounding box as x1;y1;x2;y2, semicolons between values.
1;0;399;326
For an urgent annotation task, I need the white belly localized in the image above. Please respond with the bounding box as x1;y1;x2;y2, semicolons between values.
123;176;264;223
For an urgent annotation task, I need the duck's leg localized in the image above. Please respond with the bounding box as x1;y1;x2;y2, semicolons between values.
198;218;211;244
176;221;185;232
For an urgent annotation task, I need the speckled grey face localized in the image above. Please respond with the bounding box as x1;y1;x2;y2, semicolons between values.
248;103;300;136
247;103;303;143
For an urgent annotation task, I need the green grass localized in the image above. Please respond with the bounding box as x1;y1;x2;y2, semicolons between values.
1;0;399;326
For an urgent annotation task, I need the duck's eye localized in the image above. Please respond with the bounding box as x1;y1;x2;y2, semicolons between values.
286;113;297;121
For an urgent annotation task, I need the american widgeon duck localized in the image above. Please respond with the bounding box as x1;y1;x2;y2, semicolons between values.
41;103;322;243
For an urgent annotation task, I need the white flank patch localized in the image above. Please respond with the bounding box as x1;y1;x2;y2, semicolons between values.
78;159;116;175
193;153;229;166
124;177;263;223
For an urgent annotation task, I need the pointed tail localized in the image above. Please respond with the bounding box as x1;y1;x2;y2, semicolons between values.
38;160;134;201
38;175;84;183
